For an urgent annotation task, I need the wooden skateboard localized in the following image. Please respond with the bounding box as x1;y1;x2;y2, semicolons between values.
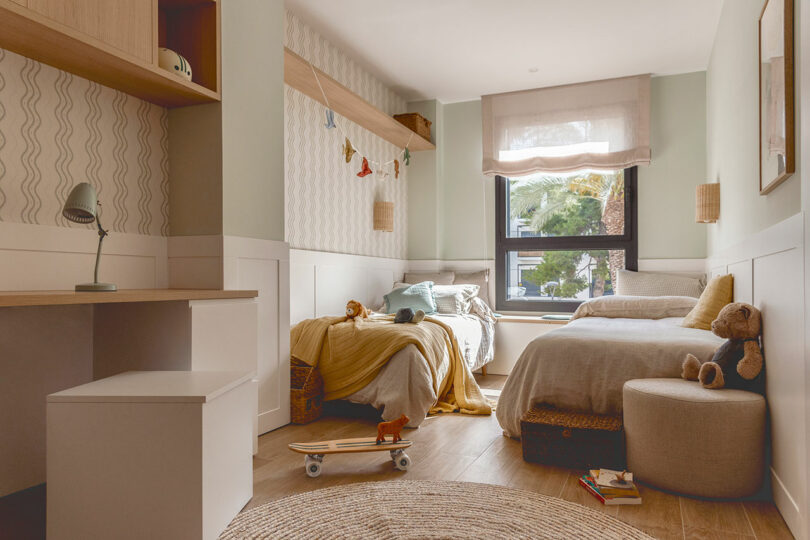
288;436;413;477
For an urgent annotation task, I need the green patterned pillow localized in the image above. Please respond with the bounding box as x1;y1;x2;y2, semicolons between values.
384;282;437;314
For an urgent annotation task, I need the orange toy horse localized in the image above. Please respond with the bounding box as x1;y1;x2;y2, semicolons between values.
376;414;409;444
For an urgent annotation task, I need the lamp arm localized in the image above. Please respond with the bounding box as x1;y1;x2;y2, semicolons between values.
94;216;109;284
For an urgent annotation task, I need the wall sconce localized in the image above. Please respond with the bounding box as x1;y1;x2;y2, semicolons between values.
695;183;720;223
373;201;394;232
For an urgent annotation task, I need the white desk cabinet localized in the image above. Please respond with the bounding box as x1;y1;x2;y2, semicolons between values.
47;371;255;540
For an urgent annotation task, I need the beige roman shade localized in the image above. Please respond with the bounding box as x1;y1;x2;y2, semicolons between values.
482;74;651;176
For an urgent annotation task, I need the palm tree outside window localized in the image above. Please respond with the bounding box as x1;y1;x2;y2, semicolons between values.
495;167;637;313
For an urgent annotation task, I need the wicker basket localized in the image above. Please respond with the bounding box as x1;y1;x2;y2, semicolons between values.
373;201;394;232
520;405;625;470
290;361;324;424
393;113;432;141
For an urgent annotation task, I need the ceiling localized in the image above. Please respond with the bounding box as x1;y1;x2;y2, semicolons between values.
284;0;725;103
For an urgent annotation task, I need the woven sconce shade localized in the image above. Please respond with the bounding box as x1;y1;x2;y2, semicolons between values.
695;183;720;223
373;201;394;232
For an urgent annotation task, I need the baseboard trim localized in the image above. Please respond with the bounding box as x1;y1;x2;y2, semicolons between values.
771;467;804;538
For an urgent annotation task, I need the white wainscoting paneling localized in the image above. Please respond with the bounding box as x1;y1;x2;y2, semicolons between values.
289;249;408;324
0;222;167;290
223;236;291;435
707;212;806;538
169;235;291;435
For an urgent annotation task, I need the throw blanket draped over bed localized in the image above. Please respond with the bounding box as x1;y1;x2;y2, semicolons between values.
290;316;491;416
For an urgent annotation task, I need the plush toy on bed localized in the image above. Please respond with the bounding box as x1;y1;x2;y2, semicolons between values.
345;300;370;320
393;307;425;324
681;302;764;391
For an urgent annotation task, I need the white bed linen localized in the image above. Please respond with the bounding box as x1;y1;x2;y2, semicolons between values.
345;313;494;427
496;316;724;438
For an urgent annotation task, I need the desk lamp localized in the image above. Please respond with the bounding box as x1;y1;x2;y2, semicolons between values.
62;182;117;291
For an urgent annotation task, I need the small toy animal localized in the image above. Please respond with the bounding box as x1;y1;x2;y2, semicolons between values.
376;414;409;444
682;302;764;391
345;300;370;320
393;307;425;324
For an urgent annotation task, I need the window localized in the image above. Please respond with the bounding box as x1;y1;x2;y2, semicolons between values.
495;167;637;312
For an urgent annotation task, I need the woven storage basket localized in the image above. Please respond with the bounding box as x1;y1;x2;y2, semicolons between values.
520;405;625;469
290;360;324;424
393;113;432;141
373;201;394;232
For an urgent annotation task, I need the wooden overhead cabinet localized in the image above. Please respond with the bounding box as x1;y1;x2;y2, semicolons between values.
0;0;220;107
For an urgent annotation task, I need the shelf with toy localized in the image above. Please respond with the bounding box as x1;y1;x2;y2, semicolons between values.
284;47;435;152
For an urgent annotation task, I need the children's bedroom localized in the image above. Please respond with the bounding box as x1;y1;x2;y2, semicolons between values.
0;0;809;538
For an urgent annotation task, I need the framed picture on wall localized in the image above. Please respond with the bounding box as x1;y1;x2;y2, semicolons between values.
759;0;794;195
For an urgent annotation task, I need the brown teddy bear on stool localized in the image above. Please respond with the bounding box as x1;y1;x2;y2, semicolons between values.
682;302;764;391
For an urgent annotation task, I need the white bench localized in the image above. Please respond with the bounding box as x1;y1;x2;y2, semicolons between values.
47;370;256;540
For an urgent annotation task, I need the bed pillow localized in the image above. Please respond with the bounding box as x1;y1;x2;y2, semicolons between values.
571;295;699;321
616;270;705;298
384;282;437;314
454;270;491;307
403;271;455;285
393;283;479;315
681;274;734;330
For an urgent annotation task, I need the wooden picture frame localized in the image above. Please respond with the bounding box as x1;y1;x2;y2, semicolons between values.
759;0;794;195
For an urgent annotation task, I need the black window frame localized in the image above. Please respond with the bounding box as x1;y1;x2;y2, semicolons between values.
495;166;638;313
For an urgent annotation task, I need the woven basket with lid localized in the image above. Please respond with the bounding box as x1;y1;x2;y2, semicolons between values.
520;405;625;469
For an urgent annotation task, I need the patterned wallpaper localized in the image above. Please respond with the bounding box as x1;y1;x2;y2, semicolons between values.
0;48;169;236
284;11;409;259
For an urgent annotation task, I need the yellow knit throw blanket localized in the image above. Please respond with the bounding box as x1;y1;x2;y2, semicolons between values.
290;315;491;416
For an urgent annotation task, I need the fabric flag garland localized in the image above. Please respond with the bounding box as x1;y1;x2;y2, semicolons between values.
307;59;412;181
343;138;356;163
324;109;336;129
357;157;372;178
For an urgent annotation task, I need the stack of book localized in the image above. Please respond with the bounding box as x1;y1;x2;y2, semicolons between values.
579;469;642;505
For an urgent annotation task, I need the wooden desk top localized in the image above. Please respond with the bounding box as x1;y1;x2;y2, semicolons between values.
0;289;258;308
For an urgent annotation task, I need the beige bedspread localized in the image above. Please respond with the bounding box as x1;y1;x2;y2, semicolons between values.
496;316;724;438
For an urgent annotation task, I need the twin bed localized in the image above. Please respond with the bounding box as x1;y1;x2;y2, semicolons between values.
292;270;723;435
496;296;724;437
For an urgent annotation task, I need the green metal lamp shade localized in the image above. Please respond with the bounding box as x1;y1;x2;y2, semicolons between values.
62;182;98;224
62;182;116;292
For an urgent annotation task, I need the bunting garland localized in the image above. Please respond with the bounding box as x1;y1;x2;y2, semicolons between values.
308;60;411;180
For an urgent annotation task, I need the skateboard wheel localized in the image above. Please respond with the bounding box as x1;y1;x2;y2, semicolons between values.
395;453;411;471
305;455;322;477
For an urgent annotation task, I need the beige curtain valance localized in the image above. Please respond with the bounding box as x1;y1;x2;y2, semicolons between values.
482;74;651;177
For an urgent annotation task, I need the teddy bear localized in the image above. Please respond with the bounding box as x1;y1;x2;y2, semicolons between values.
345;300;370;320
681;302;764;391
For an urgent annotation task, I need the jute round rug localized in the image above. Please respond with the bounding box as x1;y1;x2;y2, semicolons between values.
220;480;653;539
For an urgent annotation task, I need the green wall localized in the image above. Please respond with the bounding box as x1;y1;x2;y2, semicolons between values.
406;100;443;260
221;0;285;241
638;72;708;259
706;0;801;256
168;0;285;241
410;73;710;261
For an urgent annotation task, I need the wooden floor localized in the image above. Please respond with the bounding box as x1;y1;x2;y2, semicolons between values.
250;375;793;540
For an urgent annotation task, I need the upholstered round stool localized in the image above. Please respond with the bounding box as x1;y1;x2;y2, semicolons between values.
623;378;766;498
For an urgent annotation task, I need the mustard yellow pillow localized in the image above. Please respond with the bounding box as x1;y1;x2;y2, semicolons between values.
681;274;734;330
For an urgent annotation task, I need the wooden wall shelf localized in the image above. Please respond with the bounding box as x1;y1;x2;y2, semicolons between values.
0;0;219;108
284;47;435;151
0;289;257;308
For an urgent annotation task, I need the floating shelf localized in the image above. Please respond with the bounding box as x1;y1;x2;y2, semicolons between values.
0;0;219;108
284;47;435;151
